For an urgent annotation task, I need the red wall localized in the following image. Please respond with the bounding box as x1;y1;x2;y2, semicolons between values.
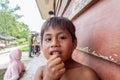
56;0;120;80
72;0;120;80
73;0;120;64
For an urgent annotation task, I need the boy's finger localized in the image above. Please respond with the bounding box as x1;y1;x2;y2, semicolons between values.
49;54;58;61
58;68;66;76
47;56;63;69
48;57;62;66
55;62;65;71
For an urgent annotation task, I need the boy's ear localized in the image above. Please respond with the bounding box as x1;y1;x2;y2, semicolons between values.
73;39;77;49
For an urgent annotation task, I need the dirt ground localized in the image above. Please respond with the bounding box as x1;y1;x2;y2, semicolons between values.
0;57;32;80
0;52;47;80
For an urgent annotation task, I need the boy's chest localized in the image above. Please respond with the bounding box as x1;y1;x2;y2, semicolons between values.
60;68;84;80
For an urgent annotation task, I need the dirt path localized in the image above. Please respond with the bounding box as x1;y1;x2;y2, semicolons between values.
0;51;47;80
20;53;47;80
0;45;47;80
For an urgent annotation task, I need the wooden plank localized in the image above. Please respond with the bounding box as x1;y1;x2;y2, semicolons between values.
63;0;99;20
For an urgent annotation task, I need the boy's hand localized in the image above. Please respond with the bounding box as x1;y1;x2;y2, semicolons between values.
44;54;65;80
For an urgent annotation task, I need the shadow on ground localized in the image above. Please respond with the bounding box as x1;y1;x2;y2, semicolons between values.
0;69;6;80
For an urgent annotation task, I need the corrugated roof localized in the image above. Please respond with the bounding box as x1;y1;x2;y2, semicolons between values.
0;34;16;40
36;0;54;19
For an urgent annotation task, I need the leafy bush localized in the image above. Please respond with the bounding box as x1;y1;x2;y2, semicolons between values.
21;45;29;52
17;38;28;45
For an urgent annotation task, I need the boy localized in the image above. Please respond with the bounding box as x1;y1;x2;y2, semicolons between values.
35;17;100;80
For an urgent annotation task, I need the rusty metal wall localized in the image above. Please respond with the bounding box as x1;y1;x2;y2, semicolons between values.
55;0;120;80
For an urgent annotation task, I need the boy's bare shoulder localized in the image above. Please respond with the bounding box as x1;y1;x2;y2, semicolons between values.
64;61;100;80
76;64;100;80
35;65;46;80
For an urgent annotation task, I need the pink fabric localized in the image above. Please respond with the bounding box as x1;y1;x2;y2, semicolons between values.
4;49;25;80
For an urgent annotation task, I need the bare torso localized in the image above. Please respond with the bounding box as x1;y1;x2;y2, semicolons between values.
39;59;99;80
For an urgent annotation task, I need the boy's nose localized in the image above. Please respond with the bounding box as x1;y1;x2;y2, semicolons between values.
51;39;60;47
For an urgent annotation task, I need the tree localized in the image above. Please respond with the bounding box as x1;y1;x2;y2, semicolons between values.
0;0;30;39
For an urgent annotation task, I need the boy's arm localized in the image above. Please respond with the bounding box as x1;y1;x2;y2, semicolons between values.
35;66;43;80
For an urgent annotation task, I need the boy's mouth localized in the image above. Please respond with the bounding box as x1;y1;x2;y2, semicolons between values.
50;51;62;55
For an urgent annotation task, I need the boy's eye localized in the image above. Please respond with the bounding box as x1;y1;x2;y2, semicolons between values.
45;37;51;42
59;36;66;40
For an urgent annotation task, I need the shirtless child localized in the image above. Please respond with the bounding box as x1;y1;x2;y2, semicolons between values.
35;17;100;80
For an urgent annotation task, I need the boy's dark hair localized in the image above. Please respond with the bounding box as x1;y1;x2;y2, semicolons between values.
40;17;76;43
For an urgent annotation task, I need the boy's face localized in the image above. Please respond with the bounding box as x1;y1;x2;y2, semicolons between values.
41;26;77;62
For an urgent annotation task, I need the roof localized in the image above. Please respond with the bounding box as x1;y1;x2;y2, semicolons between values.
35;0;54;20
0;34;16;40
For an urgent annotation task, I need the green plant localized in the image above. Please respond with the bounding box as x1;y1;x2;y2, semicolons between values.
17;38;28;46
21;45;29;52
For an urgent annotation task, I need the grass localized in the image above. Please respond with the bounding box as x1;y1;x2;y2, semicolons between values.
21;45;29;52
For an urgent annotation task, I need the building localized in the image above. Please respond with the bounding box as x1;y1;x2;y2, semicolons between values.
36;0;120;80
0;34;17;48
